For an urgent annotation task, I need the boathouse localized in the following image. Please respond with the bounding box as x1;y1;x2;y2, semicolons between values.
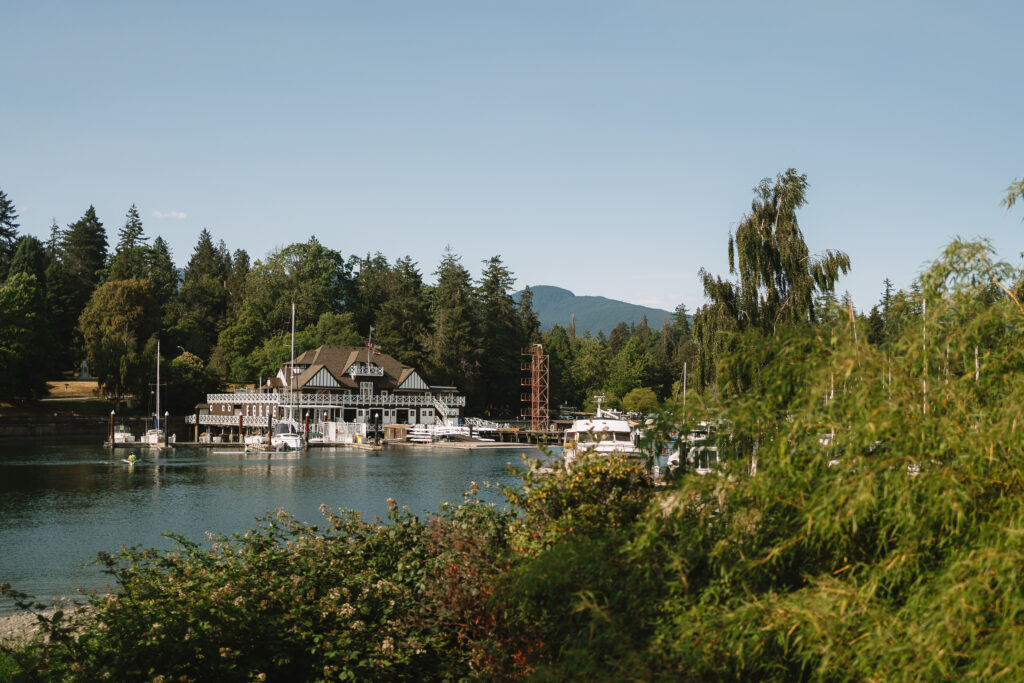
188;345;465;435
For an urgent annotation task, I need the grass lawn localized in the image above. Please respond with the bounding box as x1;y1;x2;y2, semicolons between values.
0;380;129;418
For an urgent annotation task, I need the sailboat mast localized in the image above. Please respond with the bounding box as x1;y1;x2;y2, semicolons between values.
290;303;295;418
156;339;160;428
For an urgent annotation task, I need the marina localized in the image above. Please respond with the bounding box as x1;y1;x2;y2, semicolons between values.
0;438;547;615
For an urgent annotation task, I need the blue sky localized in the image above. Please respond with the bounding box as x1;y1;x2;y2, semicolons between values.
4;1;1022;314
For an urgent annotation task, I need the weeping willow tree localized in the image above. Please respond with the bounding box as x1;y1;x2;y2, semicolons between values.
1004;175;1024;214
693;169;851;389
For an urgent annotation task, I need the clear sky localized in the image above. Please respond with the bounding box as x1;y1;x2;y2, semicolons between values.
4;1;1022;314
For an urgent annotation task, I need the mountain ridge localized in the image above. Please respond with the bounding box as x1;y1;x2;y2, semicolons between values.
516;285;673;336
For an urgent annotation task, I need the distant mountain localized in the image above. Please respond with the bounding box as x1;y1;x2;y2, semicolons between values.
515;285;673;336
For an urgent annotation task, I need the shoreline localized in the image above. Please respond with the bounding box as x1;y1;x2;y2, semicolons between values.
0;606;88;646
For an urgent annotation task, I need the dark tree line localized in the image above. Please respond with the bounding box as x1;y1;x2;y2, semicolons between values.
0;193;542;416
2;169;885;416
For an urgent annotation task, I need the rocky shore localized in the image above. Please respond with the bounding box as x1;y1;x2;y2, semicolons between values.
0;610;48;645
0;608;88;646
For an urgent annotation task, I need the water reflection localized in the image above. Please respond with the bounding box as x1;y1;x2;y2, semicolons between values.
0;439;540;614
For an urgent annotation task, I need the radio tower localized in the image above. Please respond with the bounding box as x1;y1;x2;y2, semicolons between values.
521;344;550;432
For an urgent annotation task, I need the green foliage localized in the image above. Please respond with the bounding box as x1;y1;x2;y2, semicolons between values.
0;188;20;280
163;351;223;414
374;256;430;369
0;273;49;401
427;248;480;397
78;279;160;401
607;335;655;398
107;204;149;281
212;238;354;376
476;255;523;417
1003;175;1024;215
621;386;658;413
61;205;108;315
693;169;850;391
2;496;512;681
7;236;47;283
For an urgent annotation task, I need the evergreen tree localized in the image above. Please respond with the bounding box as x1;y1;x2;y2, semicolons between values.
650;321;676;398
427;249;480;402
226;249;250;318
61;206;108;314
866;305;885;345
0;272;48;401
8;236;48;283
608;335;655;399
375;256;430;369
570;335;611;407
635;315;651;347
671;303;691;338
476;256;520;416
0;189;21;280
168;229;230;359
146;237;179;306
46;219;62;256
108;204;149;281
44;256;78;374
608;322;630;356
543;324;575;409
349;253;391;336
516;285;542;348
212;238;352;380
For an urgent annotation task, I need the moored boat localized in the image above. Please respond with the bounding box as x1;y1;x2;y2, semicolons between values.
562;397;639;468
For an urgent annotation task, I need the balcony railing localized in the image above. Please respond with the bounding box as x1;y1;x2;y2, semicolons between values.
186;414;272;426
202;392;465;409
348;362;384;377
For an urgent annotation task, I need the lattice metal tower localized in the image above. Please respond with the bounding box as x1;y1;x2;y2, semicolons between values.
521;344;550;431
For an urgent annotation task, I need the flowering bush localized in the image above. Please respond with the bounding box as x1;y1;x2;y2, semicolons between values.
2;495;512;681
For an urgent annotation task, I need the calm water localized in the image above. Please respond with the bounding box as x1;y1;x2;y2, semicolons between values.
0;438;544;614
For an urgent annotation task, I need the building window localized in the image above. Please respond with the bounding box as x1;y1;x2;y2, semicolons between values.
360;382;373;397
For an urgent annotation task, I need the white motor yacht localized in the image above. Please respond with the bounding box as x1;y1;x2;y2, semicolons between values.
270;419;303;450
562;397;639;468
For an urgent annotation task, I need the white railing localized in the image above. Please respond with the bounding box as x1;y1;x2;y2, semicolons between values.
203;392;465;409
348;362;384;377
187;414;271;427
433;399;450;419
465;417;503;431
205;393;279;404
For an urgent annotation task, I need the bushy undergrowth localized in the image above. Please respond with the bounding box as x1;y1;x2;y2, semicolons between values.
2;496;512;681
7;240;1024;680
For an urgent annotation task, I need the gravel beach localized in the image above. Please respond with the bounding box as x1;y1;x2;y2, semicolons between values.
0;607;88;646
0;610;48;645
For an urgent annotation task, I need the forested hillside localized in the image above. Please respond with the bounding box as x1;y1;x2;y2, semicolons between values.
0;168;977;422
513;285;672;335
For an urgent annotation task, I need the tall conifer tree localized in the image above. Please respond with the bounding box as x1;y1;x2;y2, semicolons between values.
476;255;520;416
427;249;479;403
0;189;21;281
108;204;149;281
61;206;108;314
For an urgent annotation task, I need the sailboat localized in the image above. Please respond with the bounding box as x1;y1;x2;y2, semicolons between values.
271;304;303;450
140;340;173;447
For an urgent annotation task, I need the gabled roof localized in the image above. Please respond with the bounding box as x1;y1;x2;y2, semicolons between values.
285;345;435;392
